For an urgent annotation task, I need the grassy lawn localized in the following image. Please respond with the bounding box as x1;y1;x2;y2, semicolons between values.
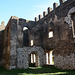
0;65;75;75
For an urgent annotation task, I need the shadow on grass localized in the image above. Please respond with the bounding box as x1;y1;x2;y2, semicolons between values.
0;65;75;75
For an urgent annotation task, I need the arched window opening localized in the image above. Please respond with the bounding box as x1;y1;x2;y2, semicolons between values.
71;13;75;38
23;27;30;46
23;27;28;31
48;28;53;38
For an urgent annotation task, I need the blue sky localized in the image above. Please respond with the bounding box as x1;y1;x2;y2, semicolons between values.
0;0;60;25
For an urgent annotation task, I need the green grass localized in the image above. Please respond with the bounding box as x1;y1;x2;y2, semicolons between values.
0;65;75;75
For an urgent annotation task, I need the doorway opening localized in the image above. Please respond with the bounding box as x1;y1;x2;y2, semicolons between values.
29;52;38;67
46;50;54;65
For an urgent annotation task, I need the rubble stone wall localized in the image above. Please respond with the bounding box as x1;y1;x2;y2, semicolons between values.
54;40;75;69
54;54;75;69
17;46;45;69
10;17;18;69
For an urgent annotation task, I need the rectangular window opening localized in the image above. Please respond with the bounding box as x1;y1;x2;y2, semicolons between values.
48;31;53;38
31;40;33;46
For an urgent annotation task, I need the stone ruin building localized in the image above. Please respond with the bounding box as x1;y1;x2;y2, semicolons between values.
0;0;75;70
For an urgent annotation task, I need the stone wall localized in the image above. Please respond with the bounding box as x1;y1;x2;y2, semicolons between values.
33;0;75;69
54;54;75;70
17;46;45;69
17;18;35;47
9;0;75;70
2;19;11;69
0;31;4;66
0;21;5;66
10;16;18;69
1;0;75;70
54;41;75;69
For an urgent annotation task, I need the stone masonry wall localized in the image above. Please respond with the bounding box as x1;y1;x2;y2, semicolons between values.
33;0;75;69
10;16;18;69
33;0;75;49
54;40;75;69
17;18;35;47
0;31;4;66
54;54;75;70
2;19;11;69
17;46;45;69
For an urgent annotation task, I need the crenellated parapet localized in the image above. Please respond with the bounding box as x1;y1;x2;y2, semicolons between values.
59;0;65;5
34;0;69;22
48;7;52;14
35;17;38;22
39;15;42;20
43;11;47;17
53;3;58;10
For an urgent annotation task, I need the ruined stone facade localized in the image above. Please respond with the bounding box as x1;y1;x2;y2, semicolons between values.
0;0;75;70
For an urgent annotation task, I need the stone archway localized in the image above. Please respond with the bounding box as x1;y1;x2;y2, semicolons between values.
65;7;75;27
68;7;75;16
17;46;45;69
65;7;75;38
